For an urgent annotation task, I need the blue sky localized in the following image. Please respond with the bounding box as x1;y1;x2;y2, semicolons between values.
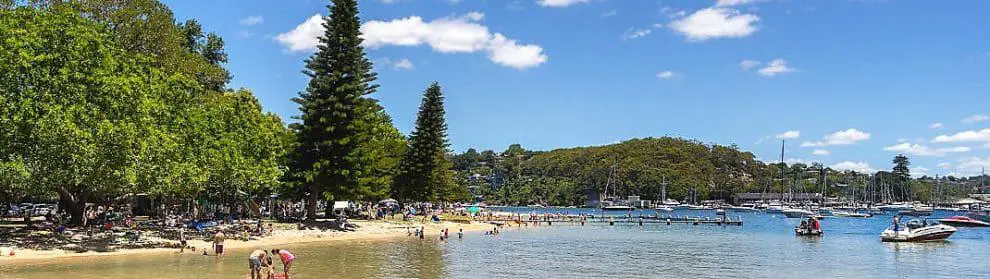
163;0;990;177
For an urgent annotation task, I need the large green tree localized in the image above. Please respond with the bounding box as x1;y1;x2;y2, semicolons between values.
394;83;467;203
288;0;379;220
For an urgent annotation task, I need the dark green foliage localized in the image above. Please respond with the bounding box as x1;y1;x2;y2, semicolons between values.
288;0;385;219
394;83;466;203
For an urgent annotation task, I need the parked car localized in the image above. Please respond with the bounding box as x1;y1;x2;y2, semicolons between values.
33;204;56;217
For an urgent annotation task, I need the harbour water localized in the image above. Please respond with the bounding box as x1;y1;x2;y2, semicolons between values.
4;208;990;278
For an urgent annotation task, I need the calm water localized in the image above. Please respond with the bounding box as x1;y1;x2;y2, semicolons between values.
3;208;989;279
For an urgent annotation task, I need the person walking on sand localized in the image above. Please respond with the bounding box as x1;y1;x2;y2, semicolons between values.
271;248;295;279
248;249;267;279
179;227;187;253
213;230;226;259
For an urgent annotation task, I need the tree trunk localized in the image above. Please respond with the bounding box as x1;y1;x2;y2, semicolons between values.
58;187;88;227
306;186;318;221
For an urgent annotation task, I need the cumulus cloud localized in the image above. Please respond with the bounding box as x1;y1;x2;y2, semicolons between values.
882;142;970;157
812;149;830;156
937;162;952;168
392;58;414;70
932;129;990;143
776;130;800;139
801;129;871;147
740;60;761;70
239;15;264;26
962;114;989;123
758;59;795;76
669;8;759;41
831;161;875;173
537;0;588;7
275;12;548;70
929;122;944;129
656;70;676;80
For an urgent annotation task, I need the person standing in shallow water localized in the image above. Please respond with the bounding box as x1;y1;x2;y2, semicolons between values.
213;230;226;259
271;248;295;279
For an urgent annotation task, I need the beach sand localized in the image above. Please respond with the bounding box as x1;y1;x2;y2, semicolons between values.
0;219;500;264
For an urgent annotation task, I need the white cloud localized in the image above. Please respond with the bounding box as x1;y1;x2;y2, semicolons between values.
393;58;414;70
656;70;676;79
812;149;830;156
801;128;871;147
537;0;588;8
962;114;989;123
622;28;652;40
912;166;931;178
758;59;795;76
937;162;952;168
274;14;325;52
932;129;990;143
601;9;618;18
276;13;547;69
929;122;944;129
669;8;759;41
740;60;761;70
831;161;875;173
447;0;462;4
239;15;264;26
776;130;800;139
882;142;970;157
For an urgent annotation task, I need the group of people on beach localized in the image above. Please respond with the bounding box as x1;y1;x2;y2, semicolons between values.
247;248;295;279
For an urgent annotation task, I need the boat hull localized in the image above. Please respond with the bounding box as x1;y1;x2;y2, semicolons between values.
601;206;635;211
795;228;823;236
880;224;956;242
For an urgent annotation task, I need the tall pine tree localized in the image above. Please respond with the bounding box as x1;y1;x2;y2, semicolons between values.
289;0;378;220
394;83;465;203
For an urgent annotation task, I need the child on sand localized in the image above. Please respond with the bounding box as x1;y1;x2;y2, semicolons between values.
271;248;295;279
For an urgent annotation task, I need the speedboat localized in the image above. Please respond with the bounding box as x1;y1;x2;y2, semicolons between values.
729;203;759;212
526;204;545;208
877;203;913;212
937;216;990;227
880;219;956;242
782;208;815;218
832;210;872;218
766;202;784;214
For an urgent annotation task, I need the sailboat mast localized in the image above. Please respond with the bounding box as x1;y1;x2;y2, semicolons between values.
780;140;786;202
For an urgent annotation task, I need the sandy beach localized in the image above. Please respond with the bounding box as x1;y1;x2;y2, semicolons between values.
0;219;501;264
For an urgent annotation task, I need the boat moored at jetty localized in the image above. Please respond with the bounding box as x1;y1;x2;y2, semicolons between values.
937;216;990;227
729;203;760;212
880;219;956;242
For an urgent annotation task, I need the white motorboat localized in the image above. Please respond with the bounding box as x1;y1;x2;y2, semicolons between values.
654;205;674;212
880;219;956;242
877;203;913;212
782;208;815;218
729;203;760;212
